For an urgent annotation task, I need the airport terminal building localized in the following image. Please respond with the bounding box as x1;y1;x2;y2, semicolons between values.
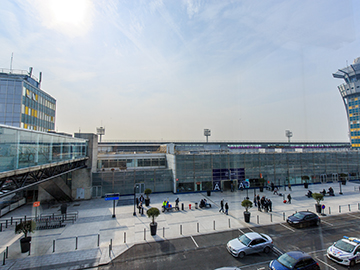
93;141;358;196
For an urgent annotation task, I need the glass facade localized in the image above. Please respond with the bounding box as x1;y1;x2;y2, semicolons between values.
0;124;87;173
0;69;56;132
174;151;360;193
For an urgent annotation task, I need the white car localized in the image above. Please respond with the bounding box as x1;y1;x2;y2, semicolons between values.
327;236;360;266
226;232;273;258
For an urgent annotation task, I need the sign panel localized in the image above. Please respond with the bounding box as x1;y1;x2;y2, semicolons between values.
33;201;40;207
212;168;245;181
105;193;120;201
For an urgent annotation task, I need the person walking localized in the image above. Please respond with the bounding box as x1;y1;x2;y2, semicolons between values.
225;202;229;215
253;195;257;207
267;198;272;212
219;199;224;213
287;194;292;204
288;183;292;191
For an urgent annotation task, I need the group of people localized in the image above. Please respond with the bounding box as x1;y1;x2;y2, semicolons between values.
254;195;273;212
200;198;211;208
320;187;335;196
219;199;229;215
136;195;145;214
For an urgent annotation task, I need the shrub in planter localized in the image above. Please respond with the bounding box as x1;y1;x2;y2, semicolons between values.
144;188;152;206
16;220;36;253
241;199;253;223
312;193;324;214
147;207;160;235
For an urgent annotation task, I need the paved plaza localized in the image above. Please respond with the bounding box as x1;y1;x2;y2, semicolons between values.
0;181;359;270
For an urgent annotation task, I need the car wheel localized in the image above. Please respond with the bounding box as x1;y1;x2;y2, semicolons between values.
350;260;355;267
263;246;271;254
238;252;245;258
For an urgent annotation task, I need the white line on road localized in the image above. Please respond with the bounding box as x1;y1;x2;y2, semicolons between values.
238;228;245;234
279;222;295;232
347;213;360;219
321;220;333;226
315;256;337;270
190;235;199;248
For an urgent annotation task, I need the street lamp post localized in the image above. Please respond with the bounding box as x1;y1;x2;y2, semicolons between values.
133;184;138;216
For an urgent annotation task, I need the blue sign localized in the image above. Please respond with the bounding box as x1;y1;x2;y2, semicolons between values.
105;193;120;201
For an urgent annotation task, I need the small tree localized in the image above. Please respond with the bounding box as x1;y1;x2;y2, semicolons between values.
258;178;266;187
15;220;36;238
302;175;310;183
144;188;152;199
312;193;324;205
147;207;160;224
241;199;253;213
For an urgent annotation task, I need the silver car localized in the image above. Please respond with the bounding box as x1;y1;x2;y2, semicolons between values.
226;232;273;258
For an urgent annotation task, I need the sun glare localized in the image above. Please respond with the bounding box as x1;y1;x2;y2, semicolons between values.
40;0;92;37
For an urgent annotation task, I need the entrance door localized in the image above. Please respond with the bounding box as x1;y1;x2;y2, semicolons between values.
320;174;327;183
332;173;338;182
135;183;145;194
92;186;102;198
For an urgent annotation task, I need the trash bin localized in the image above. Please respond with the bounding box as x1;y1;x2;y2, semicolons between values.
61;203;67;215
207;190;211;196
195;202;198;209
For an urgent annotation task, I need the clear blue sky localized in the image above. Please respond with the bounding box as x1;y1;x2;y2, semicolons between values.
1;0;359;142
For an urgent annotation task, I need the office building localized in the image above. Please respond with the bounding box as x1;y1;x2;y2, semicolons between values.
333;57;360;148
0;68;56;131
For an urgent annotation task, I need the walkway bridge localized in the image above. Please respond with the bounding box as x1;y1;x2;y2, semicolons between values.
0;125;88;202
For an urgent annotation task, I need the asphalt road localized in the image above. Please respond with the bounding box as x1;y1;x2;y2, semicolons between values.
98;212;360;270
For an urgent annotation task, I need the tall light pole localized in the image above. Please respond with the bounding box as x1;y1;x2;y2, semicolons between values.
133;184;138;216
204;129;211;143
285;130;293;143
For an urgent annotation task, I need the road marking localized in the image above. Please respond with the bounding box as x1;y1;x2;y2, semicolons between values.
190;235;199;248
238;228;245;234
272;246;284;255
320;220;333;226
347;213;360;219
279;222;295;232
315;257;337;270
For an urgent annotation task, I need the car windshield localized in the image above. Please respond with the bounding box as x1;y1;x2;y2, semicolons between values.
238;234;251;246
293;212;305;219
334;240;356;253
277;253;297;268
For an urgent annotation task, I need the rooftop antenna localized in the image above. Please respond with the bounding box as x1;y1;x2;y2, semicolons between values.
39;72;42;88
10;52;13;72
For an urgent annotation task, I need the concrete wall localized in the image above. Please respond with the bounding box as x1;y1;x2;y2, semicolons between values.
73;133;98;200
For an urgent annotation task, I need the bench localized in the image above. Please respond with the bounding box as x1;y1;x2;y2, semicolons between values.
162;205;180;212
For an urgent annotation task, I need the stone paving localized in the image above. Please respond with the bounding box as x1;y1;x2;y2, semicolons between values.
0;181;359;269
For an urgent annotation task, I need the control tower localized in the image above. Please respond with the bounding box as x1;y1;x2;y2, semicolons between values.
333;57;360;148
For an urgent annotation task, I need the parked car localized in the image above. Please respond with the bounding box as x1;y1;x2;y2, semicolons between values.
327;236;360;266
286;211;320;228
269;251;320;270
227;232;273;258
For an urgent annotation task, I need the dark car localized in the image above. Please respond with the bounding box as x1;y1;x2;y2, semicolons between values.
269;251;320;270
286;211;320;228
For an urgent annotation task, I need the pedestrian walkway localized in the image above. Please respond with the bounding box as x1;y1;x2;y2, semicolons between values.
0;181;359;270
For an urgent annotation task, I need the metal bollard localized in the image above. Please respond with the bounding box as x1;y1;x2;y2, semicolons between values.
75;237;78;250
197;222;199;233
180;224;182;235
339;205;341;213
144;228;146;240
228;219;231;228
24;216;26;222
189;204;191;210
53;240;55;253
283;212;285;220
213;220;215;230
97;234;100;247
3;252;5;265
124;232;126;243
348;204;351;211
0;223;2;232
10;217;13;225
109;244;111;257
358;203;360;210
5;220;8;229
329;207;331;215
110;239;112;251
15;222;17;233
6;247;8;259
182;203;184;211
257;215;259;224
163;227;165;238
28;243;31;256
270;214;273;222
